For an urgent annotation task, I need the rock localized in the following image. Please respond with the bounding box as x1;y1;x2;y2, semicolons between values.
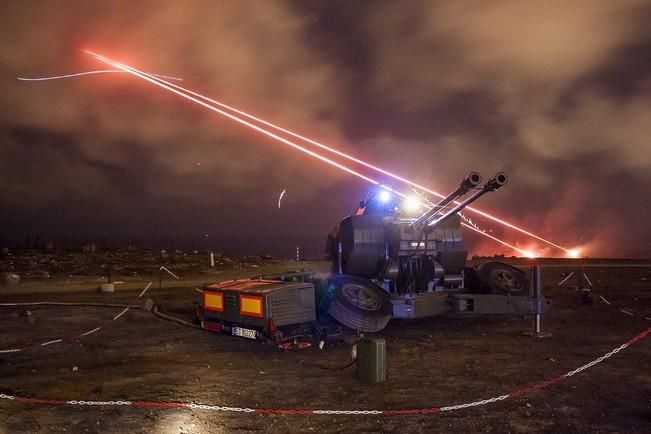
100;283;115;293
1;272;20;285
32;270;50;279
25;310;36;324
143;298;155;311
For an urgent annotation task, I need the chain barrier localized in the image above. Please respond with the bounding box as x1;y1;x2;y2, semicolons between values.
1;326;648;416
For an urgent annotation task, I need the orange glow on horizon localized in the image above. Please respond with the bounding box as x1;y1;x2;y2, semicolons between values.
567;248;582;258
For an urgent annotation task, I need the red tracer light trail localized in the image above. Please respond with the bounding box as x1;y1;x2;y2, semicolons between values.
111;65;570;254
85;50;543;257
17;70;183;82
461;223;536;257
84;52;391;186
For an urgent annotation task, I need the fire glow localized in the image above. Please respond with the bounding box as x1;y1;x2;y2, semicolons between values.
84;50;580;258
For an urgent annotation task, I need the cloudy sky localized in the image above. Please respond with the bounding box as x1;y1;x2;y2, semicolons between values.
1;0;650;257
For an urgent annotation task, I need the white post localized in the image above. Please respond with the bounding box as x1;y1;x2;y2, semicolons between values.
210;252;215;267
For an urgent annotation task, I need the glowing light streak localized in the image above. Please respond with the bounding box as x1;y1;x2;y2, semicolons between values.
17;69;183;82
124;67;570;254
85;50;390;189
55;63;558;257
459;212;537;257
460;222;534;257
459;212;482;232
85;51;541;253
277;189;287;208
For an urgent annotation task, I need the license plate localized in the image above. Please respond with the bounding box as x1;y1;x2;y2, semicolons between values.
232;326;257;339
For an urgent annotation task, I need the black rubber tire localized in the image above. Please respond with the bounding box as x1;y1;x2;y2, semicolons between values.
477;262;529;295
327;275;392;333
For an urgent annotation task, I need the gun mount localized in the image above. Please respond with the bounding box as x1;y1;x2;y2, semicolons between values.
324;171;548;332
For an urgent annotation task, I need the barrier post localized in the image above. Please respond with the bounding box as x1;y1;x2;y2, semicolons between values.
524;264;552;338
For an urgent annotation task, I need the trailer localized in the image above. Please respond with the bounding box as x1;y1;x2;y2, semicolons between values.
200;279;316;340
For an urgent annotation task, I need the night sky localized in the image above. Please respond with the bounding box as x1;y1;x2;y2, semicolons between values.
1;1;650;258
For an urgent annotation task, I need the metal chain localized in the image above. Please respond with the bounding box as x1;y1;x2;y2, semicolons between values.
313;409;383;415
1;327;648;415
564;343;628;377
440;394;510;412
67;400;132;406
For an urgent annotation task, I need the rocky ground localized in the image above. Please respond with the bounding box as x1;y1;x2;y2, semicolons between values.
0;248;278;279
0;250;649;433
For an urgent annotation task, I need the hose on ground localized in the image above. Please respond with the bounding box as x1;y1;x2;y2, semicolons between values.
0;302;141;309
152;306;202;329
0;300;201;329
298;358;356;371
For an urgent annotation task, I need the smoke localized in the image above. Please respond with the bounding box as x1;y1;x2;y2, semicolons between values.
1;1;650;256
0;0;350;206
360;0;651;256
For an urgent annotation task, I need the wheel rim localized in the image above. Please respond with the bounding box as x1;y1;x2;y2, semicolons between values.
491;269;523;292
341;283;382;311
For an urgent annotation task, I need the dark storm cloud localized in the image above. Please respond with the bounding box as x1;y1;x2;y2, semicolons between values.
1;1;650;256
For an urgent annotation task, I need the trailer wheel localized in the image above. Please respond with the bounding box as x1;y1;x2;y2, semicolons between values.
328;275;392;333
477;262;529;295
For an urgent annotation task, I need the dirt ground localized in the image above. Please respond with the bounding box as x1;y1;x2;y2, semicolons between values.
0;257;649;433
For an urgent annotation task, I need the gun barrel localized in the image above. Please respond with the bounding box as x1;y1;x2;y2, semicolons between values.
427;172;508;229
412;172;482;227
483;172;508;191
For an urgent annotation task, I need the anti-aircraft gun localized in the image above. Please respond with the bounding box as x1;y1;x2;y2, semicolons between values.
325;172;549;332
198;171;550;340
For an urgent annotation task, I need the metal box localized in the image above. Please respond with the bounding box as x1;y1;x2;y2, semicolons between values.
201;279;315;339
356;338;387;383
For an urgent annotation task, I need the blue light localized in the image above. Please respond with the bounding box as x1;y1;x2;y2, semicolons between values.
378;191;391;203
